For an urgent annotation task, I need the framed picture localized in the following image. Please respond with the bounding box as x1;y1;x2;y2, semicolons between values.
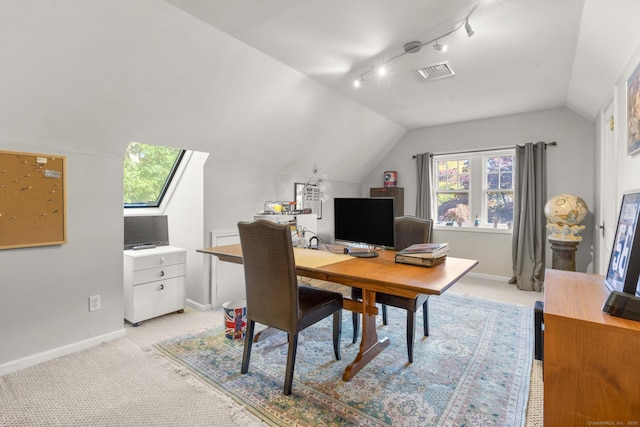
294;183;322;219
605;190;640;296
627;63;640;156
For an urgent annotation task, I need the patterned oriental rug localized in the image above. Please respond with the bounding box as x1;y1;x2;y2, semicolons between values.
154;293;533;426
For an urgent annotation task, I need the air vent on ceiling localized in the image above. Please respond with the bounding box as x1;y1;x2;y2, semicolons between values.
415;62;455;81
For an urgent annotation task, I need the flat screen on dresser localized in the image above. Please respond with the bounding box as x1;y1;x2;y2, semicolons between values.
605;190;640;296
124;215;169;250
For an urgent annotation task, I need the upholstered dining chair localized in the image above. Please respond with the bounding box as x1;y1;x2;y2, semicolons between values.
237;220;343;395
351;215;433;363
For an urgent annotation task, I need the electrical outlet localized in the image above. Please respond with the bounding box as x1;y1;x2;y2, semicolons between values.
89;295;101;312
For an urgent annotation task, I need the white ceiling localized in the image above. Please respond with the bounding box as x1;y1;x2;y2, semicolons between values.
165;0;640;129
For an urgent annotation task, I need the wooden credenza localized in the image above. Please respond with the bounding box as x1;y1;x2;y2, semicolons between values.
544;269;640;426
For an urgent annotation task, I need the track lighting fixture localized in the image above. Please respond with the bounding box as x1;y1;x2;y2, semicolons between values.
433;39;448;52
465;19;474;37
352;2;480;88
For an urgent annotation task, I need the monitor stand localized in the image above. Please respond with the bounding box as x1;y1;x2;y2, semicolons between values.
602;291;640;321
348;251;378;258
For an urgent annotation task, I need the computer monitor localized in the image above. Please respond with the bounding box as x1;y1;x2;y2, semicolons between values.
333;197;395;249
605;190;640;296
123;215;169;250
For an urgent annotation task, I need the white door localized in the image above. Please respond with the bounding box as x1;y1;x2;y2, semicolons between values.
597;100;618;274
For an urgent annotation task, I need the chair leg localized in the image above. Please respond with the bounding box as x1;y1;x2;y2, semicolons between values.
333;310;342;360
283;333;299;395
382;304;388;325
422;297;429;337
406;311;416;364
241;320;256;374
351;311;359;344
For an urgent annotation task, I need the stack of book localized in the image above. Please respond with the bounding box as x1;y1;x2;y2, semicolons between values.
394;242;449;267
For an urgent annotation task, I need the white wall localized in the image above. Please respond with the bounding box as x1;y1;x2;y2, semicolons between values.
593;41;640;272
363;107;595;277
612;50;640;197
160;151;209;308
0;0;401;372
0;149;125;371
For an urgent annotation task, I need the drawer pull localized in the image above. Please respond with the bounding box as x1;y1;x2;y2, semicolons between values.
159;270;165;277
158;284;164;291
159;257;165;265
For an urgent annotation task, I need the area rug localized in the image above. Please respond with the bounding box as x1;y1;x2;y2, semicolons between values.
154;293;533;426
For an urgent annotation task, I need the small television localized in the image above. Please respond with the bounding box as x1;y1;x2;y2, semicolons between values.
124;215;170;250
605;190;640;296
334;197;395;249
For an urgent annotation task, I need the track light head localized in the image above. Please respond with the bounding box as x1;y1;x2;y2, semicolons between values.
465;19;475;37
353;78;363;88
433;40;448;52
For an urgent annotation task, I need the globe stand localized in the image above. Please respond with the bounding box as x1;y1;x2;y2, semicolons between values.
544;194;589;273
549;238;580;272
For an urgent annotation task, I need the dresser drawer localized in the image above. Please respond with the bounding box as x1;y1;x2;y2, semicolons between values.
128;276;185;324
132;264;185;285
130;250;185;271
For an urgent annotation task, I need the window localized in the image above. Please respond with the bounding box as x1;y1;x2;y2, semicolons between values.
485;155;514;225
433;150;515;228
436;158;470;224
123;142;186;208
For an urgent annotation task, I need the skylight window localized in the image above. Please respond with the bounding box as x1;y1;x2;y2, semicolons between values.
123;142;185;208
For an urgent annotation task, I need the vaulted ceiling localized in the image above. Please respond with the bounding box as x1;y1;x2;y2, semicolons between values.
166;0;640;129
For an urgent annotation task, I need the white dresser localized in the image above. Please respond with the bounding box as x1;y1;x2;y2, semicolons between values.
123;245;186;326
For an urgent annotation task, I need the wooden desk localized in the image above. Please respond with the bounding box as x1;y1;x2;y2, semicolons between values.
198;244;477;381
544;269;640;426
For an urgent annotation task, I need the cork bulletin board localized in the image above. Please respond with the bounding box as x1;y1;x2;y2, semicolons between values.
0;150;67;249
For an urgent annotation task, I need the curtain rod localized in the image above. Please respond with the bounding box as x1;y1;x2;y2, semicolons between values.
412;141;557;158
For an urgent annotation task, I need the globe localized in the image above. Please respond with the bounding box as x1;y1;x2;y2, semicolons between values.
544;194;588;225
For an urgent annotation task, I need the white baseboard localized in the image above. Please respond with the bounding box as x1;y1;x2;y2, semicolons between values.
467;272;511;282
0;328;127;376
186;298;211;312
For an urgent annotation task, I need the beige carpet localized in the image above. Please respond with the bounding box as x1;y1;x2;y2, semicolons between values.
0;275;543;426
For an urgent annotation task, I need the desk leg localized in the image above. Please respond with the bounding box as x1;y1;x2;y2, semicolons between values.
343;289;389;381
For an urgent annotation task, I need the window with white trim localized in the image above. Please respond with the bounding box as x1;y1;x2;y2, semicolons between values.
433;150;515;228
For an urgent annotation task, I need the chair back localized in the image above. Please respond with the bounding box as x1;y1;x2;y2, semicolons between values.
237;220;299;332
394;216;433;250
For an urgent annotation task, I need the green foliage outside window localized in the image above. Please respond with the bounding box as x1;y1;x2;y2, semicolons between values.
124;142;184;207
436;159;470;222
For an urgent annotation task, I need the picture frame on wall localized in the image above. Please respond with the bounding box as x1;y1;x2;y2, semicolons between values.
627;62;640;156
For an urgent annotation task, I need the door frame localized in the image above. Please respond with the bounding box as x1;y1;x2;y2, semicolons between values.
597;97;618;274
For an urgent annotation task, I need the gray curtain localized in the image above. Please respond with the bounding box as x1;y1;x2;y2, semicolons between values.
415;153;431;219
509;142;547;292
